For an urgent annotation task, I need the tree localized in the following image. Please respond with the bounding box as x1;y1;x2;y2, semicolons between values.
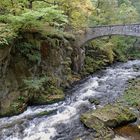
57;0;93;29
88;0;139;26
0;1;68;47
117;3;139;23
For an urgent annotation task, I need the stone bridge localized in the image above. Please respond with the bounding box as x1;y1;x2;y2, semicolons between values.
72;24;140;72
76;24;140;46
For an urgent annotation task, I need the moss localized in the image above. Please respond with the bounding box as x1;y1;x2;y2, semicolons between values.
33;93;65;105
0;99;27;117
36;110;56;117
101;46;115;64
81;104;137;129
81;112;114;139
31;87;65;105
14;41;41;63
122;78;140;107
82;56;106;75
82;43;112;76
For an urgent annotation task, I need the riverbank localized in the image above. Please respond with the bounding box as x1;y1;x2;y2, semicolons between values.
80;70;140;140
114;77;140;140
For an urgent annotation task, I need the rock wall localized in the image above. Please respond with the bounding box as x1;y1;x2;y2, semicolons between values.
0;32;83;117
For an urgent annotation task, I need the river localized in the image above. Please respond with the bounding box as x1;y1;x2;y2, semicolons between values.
0;60;140;140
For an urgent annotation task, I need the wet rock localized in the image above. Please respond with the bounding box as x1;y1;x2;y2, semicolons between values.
89;98;100;105
31;89;65;105
34;110;56;117
81;104;137;129
133;63;140;72
0;91;29;117
81;113;114;140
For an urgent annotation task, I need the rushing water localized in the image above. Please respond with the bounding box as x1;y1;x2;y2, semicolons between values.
0;60;140;140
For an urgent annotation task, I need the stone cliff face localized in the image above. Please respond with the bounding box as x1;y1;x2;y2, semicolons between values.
0;32;84;117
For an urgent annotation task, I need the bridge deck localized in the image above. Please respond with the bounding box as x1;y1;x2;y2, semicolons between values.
76;24;140;46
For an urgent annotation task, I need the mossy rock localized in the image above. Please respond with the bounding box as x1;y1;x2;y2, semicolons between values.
133;65;140;72
81;113;114;140
0;101;27;117
35;110;56;117
123;78;140;107
81;104;137;129
0;91;28;117
31;89;65;105
89;98;100;105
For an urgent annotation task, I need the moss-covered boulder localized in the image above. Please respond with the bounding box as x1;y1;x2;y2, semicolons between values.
31;90;65;105
81;113;114;140
123;78;140;107
0;91;29;117
89;98;100;105
81;104;137;129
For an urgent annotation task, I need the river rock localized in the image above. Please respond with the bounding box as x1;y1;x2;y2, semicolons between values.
81;104;137;129
81;113;114;140
89;98;100;105
133;65;140;72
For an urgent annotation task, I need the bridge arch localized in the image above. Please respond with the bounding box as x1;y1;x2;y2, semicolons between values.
76;24;140;46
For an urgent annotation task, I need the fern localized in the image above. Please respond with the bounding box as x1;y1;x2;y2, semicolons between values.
23;76;48;91
0;5;68;47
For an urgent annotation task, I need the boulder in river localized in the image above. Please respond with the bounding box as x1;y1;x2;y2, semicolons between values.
80;104;137;139
88;98;100;105
81;104;137;129
81;112;114;140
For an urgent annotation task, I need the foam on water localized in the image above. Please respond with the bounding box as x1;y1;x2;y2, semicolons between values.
114;136;131;140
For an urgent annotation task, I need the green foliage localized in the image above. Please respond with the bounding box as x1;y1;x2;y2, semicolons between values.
101;43;115;64
128;49;140;59
0;24;17;47
23;75;61;94
131;0;140;18
82;42;113;75
89;39;115;64
0;6;68;31
109;36;138;61
89;0;139;26
83;32;140;76
0;3;68;47
57;0;93;28
23;76;48;91
117;3;139;23
15;42;41;62
123;78;140;107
